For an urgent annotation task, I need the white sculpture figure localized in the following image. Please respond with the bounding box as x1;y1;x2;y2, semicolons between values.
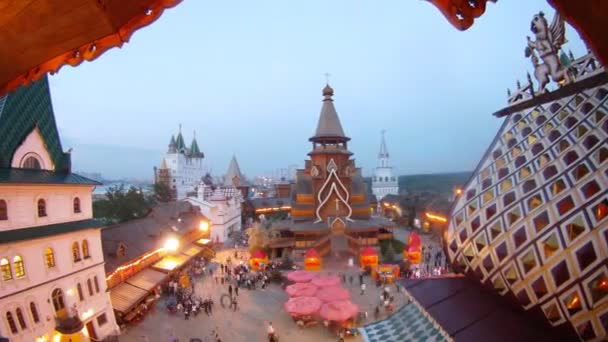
525;11;570;93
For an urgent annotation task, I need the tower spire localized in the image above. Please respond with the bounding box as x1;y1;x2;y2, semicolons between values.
378;130;390;168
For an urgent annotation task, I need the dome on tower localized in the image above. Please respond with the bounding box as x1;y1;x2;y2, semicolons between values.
322;84;334;97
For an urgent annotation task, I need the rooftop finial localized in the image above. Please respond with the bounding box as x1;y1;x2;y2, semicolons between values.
179;123;182;133
322;73;334;98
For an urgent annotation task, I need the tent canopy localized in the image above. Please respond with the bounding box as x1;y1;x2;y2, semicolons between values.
305;248;320;258
251;249;268;259
360;247;378;256
0;0;183;95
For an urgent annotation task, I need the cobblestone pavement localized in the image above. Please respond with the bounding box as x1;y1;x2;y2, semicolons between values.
120;249;410;342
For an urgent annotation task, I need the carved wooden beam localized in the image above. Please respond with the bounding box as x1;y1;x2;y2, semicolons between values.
426;0;496;31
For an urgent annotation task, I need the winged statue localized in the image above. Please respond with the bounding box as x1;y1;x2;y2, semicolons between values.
524;11;571;93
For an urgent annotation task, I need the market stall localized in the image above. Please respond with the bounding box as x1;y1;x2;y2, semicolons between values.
151;254;189;273
372;264;400;283
249;249;269;271
404;231;422;265
304;248;322;271
359;247;379;268
316;286;350;303
286;282;319;297
125;268;167;292
287;270;316;283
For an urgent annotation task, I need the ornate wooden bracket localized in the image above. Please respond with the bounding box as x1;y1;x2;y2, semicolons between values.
426;0;496;31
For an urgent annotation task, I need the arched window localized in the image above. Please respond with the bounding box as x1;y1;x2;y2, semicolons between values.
82;240;90;259
73;197;81;214
15;308;26;330
22;156;41;169
77;283;84;301
29;302;39;323
72;242;81;262
6;312;17;334
0;199;7;220
13;255;25;278
44;247;55;268
87;279;94;296
94;276;100;293
37;199;47;217
1;258;12;280
51;289;65;313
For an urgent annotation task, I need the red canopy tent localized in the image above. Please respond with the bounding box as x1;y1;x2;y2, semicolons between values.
249;249;269;271
405;232;422;264
359;247;379;268
316;286;350;303
304;248;322;271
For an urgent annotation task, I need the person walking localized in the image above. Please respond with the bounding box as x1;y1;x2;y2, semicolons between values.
360;283;366;296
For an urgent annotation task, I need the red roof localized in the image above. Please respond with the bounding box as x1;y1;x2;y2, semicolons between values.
251;249;267;259
360;247;378;257
305;248;320;258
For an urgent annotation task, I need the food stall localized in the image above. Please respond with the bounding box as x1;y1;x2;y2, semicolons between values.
304;248;322;271
404;231;422;265
359;247;379;268
249;249;269;271
372;264;400;283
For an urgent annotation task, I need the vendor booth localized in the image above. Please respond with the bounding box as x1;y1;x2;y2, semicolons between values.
249;249;269;271
304;248;322;271
152;254;189;273
359;247;379;268
372;264;400;283
404;232;422;265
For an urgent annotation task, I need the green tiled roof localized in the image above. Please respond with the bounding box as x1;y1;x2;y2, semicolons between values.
0;168;101;185
190;137;203;157
0;219;102;244
0;76;70;172
175;131;186;151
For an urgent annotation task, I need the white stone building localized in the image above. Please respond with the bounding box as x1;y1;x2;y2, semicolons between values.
0;77;118;341
371;131;399;200
155;127;206;200
186;184;242;243
184;156;246;243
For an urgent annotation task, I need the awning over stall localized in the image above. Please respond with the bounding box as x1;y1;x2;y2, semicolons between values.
110;282;148;315
151;254;188;272
181;244;202;257
125;268;167;291
194;238;212;246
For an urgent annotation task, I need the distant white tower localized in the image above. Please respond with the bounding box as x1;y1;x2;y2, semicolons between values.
372;130;399;200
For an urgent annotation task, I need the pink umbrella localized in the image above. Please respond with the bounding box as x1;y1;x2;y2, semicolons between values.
286;282;319;297
316;286;351;302
311;275;341;287
284;296;322;316
287;270;316;283
319;300;359;322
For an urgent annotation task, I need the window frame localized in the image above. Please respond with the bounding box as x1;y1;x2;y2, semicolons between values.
37;198;47;218
0;199;7;220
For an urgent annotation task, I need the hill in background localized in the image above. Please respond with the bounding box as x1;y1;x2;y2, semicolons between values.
399;171;471;194
365;171;472;196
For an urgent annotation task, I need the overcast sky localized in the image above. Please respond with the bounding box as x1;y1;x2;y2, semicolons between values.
48;0;587;180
